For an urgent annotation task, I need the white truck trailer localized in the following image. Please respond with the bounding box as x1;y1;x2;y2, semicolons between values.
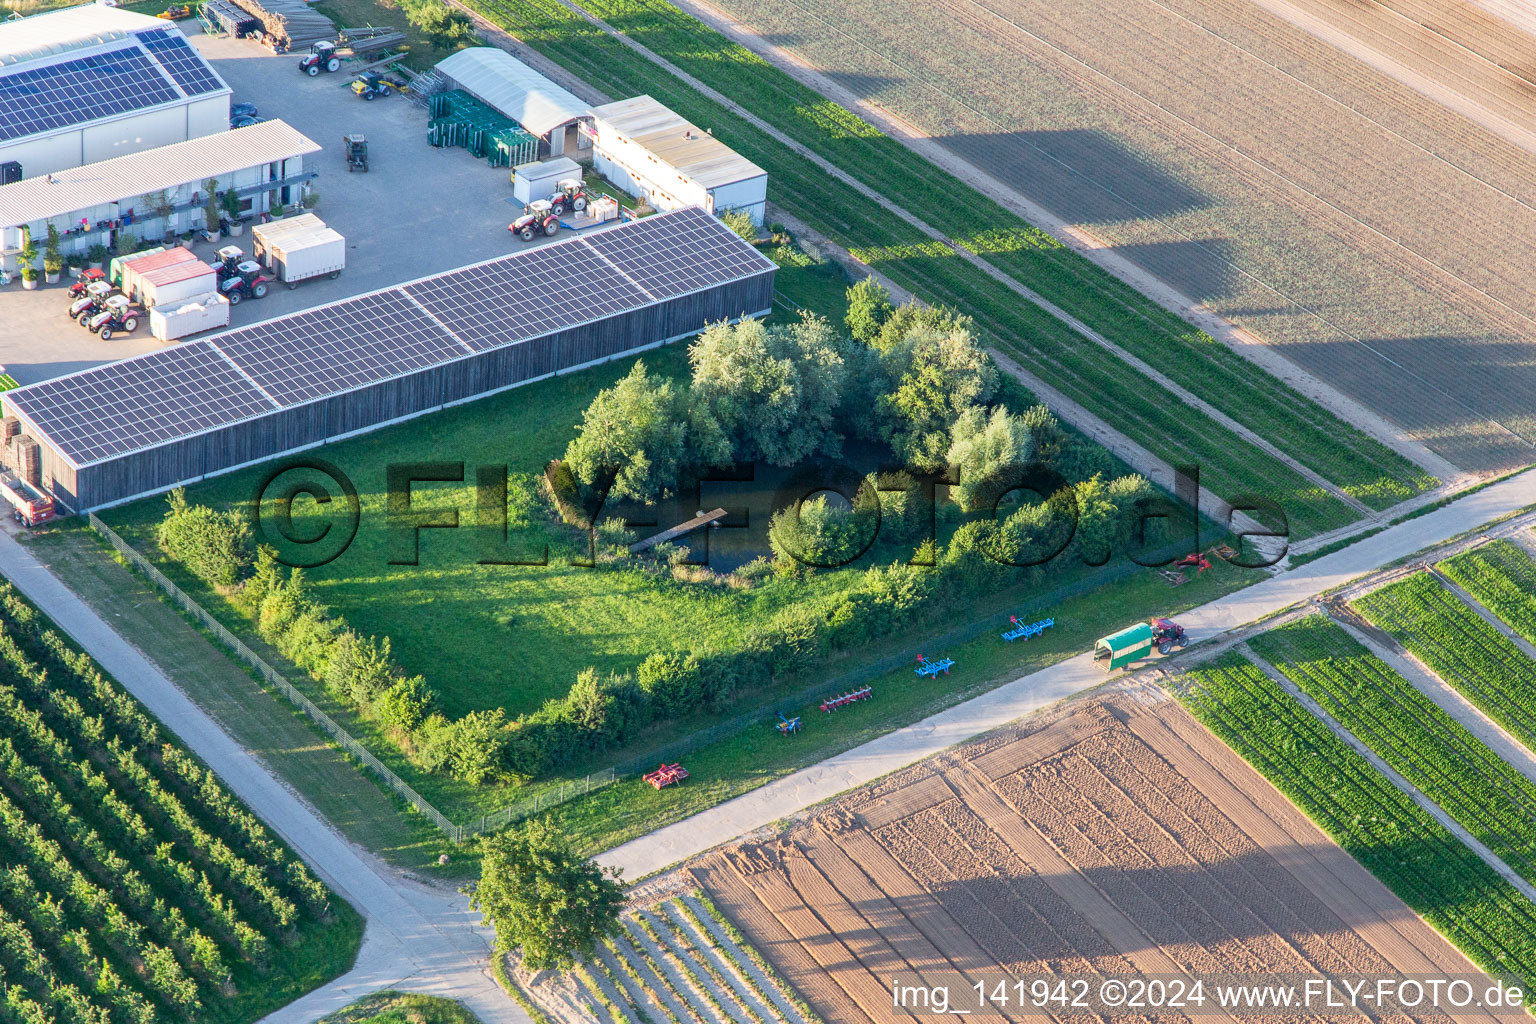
252;215;345;289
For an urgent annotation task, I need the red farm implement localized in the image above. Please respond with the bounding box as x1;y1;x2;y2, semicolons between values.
643;763;689;790
820;686;872;713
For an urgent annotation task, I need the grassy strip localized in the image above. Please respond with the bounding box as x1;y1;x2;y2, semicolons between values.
1441;540;1536;645
574;960;632;1024
318;990;484;1023
605;937;684;1024
492;0;1431;509
465;0;1363;539
690;891;823;1024
1251;617;1536;885
1354;573;1536;755
621;916;705;1020
588;955;655;1024
1179;654;1536;989
635;911;737;1022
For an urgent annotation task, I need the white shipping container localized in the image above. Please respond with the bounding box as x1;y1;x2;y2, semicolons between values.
149;291;231;341
139;262;217;308
511;156;581;206
121;246;200;303
269;227;345;285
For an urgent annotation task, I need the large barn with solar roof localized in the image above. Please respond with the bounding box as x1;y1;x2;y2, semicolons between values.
0;5;230;181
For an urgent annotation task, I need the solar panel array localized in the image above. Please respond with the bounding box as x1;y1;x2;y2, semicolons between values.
584;206;771;299
0;27;224;143
7;209;775;467
0;47;178;142
217;291;470;406
138;28;225;97
405;241;652;352
8;343;273;465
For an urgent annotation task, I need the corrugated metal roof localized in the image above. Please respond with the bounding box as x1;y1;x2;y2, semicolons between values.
590;95;765;189
435;47;590;138
0;120;321;227
0;5;163;65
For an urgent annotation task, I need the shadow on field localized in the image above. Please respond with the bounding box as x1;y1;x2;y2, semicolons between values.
938;127;1209;224
1104;237;1243;304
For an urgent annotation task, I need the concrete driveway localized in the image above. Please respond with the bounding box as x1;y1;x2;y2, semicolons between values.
0;24;538;385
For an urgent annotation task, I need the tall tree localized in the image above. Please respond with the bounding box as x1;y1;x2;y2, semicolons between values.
689;312;847;466
879;324;997;471
468;819;624;970
563;361;725;502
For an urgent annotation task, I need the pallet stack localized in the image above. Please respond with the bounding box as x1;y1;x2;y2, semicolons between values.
12;436;40;486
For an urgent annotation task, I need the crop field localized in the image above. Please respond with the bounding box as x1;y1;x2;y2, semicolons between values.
523;891;817;1024
1181;656;1536;990
1440;539;1536;647
1353;571;1536;756
678;0;1536;472
0;583;360;1023
688;690;1514;1024
1249;616;1536;890
474;0;1436;537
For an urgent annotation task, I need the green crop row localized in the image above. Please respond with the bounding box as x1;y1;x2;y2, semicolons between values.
1354;573;1536;755
0;582;357;1023
526;0;1435;509
1251;617;1536;888
1179;653;1536;989
1441;540;1536;646
467;0;1361;539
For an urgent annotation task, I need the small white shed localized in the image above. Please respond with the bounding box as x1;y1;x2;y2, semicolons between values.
511;156;583;206
589;95;767;226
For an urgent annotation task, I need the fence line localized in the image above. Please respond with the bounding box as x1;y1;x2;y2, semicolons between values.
88;514;613;843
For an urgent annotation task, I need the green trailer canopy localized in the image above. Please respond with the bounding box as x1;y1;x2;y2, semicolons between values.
109;246;165;287
1094;622;1153;671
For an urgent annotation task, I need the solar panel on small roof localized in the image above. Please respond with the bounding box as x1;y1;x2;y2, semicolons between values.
214;290;470;406
138;28;224;97
404;238;653;352
5;342;274;466
0;46;180;142
582;207;772;300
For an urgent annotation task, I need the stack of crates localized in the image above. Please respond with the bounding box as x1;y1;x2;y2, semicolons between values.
427;91;538;168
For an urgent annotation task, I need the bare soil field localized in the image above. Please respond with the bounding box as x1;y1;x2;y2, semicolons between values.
695;0;1536;472
691;691;1501;1024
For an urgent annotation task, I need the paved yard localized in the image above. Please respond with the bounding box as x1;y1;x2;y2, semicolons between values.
0;24;542;385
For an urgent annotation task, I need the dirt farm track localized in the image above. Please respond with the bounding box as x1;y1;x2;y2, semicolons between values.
700;0;1536;472
691;691;1507;1024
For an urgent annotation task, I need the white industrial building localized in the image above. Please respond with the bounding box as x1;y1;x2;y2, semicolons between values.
590;96;767;227
434;48;592;158
0;5;231;181
0;120;319;273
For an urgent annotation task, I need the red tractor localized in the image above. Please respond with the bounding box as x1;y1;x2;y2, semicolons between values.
1150;617;1187;655
508;199;560;242
66;266;108;301
70;280;115;326
548;178;589;216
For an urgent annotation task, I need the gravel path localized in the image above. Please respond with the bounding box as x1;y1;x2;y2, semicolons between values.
0;526;525;1024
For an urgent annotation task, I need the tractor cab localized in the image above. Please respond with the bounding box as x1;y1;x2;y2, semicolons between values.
89;295;142;340
211;244;246;281
70;280;114;324
344;132;368;172
509;200;560;243
299;40;340;76
66;266;107;301
549;178;589;216
219;260;270;305
351;73;395;100
1149;617;1187;654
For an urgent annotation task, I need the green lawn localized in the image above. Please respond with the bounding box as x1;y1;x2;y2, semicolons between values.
320;991;483;1023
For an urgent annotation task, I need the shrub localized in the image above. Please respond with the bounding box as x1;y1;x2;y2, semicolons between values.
377;676;437;731
157;488;253;587
442;709;510;784
637;651;702;719
768;492;876;568
845;276;894;346
323;631;395;706
718;208;757;241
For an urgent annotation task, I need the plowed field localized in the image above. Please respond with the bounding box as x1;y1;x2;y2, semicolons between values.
693;692;1503;1024
697;0;1536;471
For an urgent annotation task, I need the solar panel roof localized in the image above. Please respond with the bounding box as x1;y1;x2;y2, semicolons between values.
0;45;180;142
405;240;653;352
138;28;224;97
215;290;471;406
7;342;274;466
582;206;773;299
7;208;774;469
